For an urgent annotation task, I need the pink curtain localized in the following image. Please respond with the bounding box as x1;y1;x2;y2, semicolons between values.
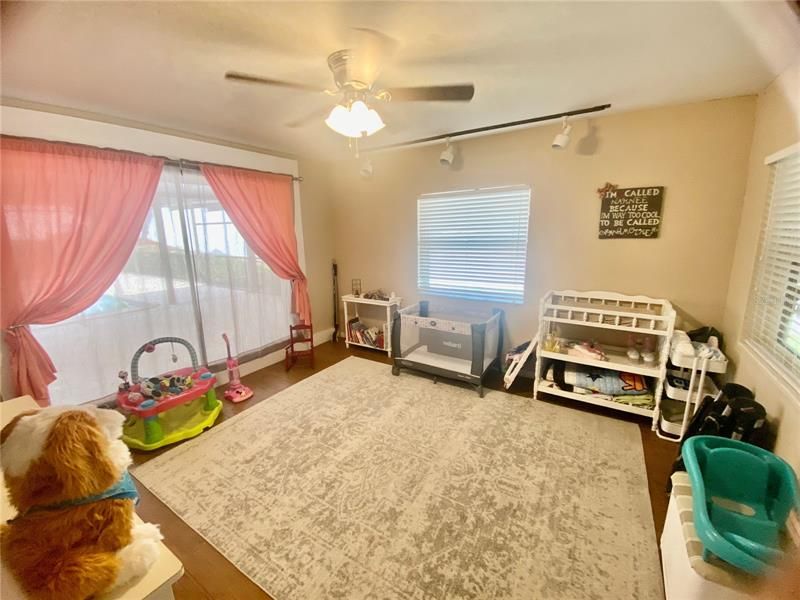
201;164;311;325
1;137;163;404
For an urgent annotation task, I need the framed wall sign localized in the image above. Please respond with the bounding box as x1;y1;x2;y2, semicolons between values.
598;184;664;239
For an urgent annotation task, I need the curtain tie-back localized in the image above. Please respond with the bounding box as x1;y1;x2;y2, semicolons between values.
2;325;57;405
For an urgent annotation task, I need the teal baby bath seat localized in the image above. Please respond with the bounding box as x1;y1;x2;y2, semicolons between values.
681;436;799;575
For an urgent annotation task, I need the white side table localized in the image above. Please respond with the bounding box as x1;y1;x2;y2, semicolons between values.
0;396;184;600
342;294;402;355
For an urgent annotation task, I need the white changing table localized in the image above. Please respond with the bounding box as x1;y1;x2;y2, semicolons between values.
533;290;676;424
0;396;184;600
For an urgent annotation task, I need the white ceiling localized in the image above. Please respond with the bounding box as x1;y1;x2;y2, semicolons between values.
2;2;798;158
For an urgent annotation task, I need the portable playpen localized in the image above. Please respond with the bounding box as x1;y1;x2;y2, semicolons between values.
391;301;503;396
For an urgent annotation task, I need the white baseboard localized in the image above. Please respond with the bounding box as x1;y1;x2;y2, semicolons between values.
314;327;336;348
216;327;335;385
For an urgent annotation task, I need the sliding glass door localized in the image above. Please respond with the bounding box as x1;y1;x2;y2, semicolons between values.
33;165;292;405
179;167;292;364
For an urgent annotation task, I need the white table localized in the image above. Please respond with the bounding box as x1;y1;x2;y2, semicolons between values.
342;294;402;355
0;396;184;600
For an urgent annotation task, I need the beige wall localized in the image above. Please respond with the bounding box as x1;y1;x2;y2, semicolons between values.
721;61;800;470
324;97;756;348
298;158;336;333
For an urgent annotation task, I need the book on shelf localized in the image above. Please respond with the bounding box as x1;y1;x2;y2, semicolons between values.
347;317;384;349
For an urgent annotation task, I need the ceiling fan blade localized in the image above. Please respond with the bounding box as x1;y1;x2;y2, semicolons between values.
385;84;475;102
285;105;332;128
225;71;325;93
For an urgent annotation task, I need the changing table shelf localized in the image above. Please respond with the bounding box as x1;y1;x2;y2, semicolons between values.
534;290;676;429
539;346;662;378
538;381;655;417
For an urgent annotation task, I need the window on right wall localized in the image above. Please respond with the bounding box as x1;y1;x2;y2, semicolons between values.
744;145;800;388
417;185;531;304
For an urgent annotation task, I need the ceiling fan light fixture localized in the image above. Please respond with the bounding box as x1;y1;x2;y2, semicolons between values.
349;99;369;119
226;29;476;143
325;100;385;138
325;104;359;137
363;107;386;136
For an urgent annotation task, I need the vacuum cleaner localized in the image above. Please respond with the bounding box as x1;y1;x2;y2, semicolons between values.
222;333;254;403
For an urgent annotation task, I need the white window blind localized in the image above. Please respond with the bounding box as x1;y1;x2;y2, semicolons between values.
744;146;800;388
417;185;530;304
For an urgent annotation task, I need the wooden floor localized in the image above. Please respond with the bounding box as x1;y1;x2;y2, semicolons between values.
132;340;678;600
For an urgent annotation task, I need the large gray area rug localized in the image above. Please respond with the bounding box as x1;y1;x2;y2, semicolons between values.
133;357;663;600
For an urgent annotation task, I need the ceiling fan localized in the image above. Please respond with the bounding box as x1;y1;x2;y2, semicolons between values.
224;28;475;139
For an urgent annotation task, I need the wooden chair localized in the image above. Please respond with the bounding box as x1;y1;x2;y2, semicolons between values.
285;324;314;370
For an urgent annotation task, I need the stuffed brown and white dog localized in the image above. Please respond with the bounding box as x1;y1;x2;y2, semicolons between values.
1;407;162;600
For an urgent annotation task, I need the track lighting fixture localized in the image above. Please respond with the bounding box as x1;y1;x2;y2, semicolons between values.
439;139;455;166
359;158;374;179
552;116;572;150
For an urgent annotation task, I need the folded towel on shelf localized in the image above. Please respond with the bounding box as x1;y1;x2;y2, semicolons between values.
567;383;655;408
611;392;655;408
542;360;651;396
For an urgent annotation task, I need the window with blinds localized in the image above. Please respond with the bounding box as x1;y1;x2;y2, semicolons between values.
417;185;531;303
744;145;800;388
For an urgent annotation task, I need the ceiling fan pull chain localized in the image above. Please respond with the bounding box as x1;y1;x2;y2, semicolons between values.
349;137;361;158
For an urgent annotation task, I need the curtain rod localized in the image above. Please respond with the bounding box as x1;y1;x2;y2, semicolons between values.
363;103;612;152
0;134;303;182
165;158;303;182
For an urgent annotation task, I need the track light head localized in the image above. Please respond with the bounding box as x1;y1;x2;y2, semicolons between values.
552;116;572;150
440;139;455;166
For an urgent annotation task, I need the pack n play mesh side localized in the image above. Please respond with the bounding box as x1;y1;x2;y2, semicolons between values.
391;301;503;396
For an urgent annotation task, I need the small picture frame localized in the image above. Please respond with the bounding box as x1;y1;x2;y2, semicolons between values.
351;278;362;297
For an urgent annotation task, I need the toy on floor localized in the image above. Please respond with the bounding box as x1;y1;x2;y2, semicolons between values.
0;406;162;600
222;332;253;403
116;336;221;451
